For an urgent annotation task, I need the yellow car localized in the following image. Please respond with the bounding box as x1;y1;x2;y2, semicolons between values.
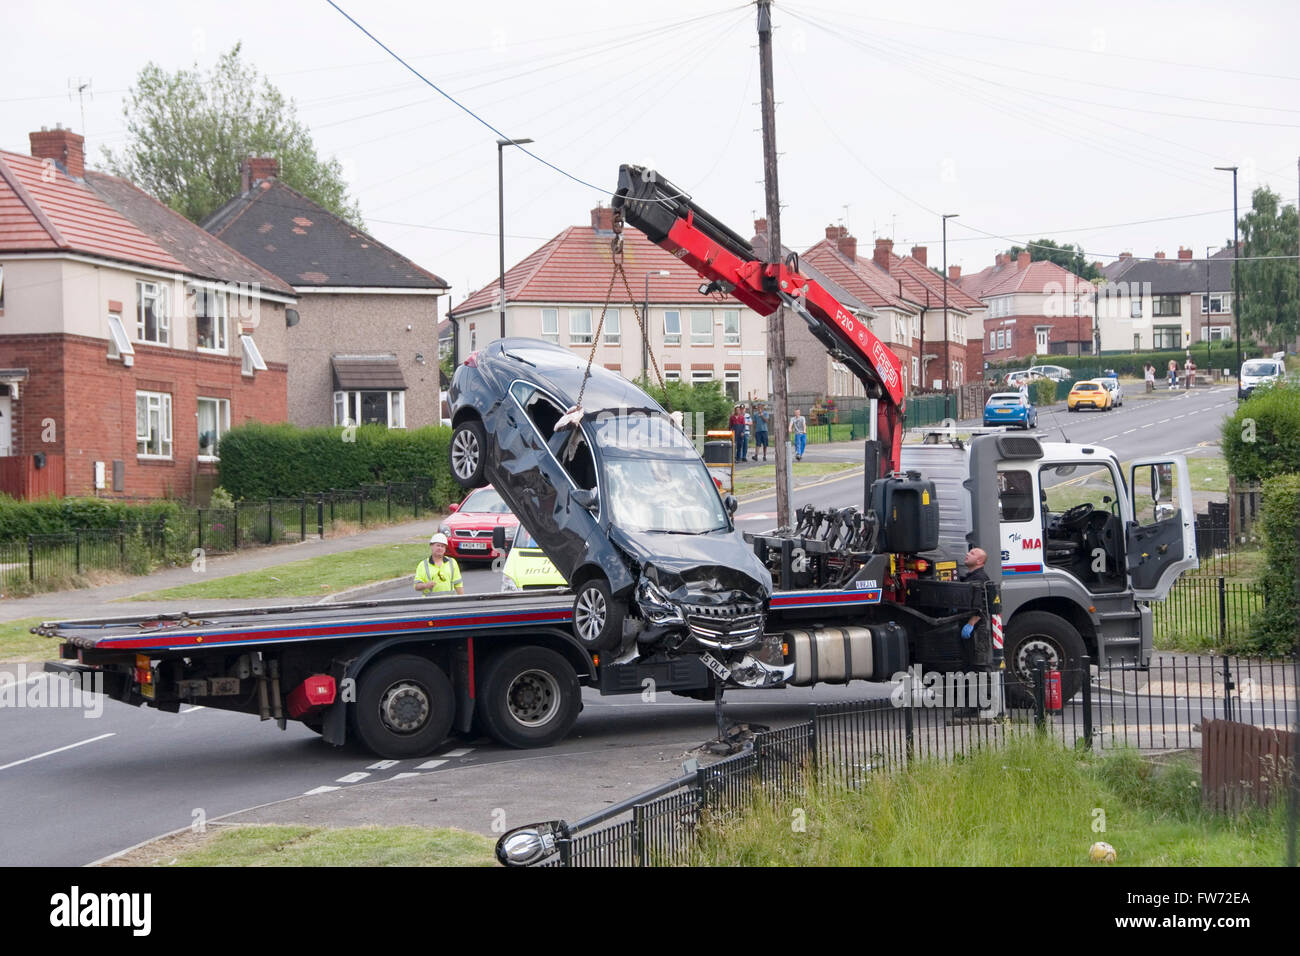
500;525;568;592
1066;380;1113;412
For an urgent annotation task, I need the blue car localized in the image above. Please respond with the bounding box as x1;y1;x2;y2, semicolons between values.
983;392;1038;429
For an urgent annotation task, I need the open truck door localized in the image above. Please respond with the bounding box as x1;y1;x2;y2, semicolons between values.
1126;455;1198;600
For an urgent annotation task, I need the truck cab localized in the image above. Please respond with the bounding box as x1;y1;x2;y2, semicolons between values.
904;435;1197;703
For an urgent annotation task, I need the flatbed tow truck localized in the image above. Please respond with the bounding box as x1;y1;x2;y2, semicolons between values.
35;165;1194;757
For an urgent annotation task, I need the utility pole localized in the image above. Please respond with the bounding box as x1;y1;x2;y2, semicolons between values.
1206;245;1213;372
942;213;958;406
1215;165;1241;383
757;0;792;528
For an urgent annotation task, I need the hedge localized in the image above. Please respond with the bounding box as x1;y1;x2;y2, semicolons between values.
217;422;458;508
1221;382;1300;482
0;496;186;542
1243;472;1300;656
985;347;1266;380
1032;377;1058;406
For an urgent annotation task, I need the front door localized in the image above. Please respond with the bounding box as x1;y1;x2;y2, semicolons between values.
1126;456;1198;599
0;395;11;456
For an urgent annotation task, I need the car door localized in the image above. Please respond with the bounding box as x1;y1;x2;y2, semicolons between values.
1126;455;1198;599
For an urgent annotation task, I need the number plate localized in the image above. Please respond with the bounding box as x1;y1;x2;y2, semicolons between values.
459;541;488;551
700;652;732;682
996;408;1010;414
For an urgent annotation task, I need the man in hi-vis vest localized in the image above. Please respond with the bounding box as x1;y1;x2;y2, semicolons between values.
415;533;463;595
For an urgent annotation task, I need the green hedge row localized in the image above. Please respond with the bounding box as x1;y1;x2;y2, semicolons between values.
217;423;458;507
0;496;186;542
1221;382;1300;483
986;347;1266;379
1246;472;1300;656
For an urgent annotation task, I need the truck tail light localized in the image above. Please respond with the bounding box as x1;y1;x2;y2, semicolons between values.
134;654;152;687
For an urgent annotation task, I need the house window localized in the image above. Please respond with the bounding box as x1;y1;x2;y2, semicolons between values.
989;331;996;350
724;369;740;401
603;308;621;346
690;310;713;346
691;367;714;383
722;310;740;346
664;310;681;346
911;356;919;384
1153;326;1181;350
664;369;681;382
1133;333;1142;350
469;323;477;352
1153;295;1181;317
1209;326;1232;341
197;397;230;460
107;314;135;361
136;391;172;458
569;308;593;345
333;390;406;428
1130;298;1143;319
1201;294;1229;315
136;281;169;344
240;334;267;376
541;308;559;344
194;287;228;352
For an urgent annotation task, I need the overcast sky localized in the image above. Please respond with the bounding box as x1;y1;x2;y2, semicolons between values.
5;0;1299;309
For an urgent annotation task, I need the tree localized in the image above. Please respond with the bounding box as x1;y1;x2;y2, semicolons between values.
1006;239;1100;281
1237;186;1299;351
104;44;363;227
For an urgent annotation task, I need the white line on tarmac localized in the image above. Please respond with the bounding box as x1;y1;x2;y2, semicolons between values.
367;759;399;770
416;759;447;770
336;771;370;784
0;733;116;771
1140;423;1153;428
390;772;420;780
442;747;473;758
179;705;206;714
1123;429;1136;434
303;786;340;796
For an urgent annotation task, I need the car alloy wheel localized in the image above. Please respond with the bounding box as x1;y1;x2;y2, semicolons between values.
451;430;480;481
574;586;607;644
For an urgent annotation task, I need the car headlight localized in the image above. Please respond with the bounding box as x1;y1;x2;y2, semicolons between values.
636;579;685;625
501;574;520;592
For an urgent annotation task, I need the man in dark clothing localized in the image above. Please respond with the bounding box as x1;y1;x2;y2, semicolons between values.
960;547;990;660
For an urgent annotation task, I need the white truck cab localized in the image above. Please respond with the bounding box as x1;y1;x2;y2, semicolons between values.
903;434;1197;703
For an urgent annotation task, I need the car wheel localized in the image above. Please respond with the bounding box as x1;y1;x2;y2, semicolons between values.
352;654;455;758
572;576;625;652
476;646;581;749
1003;611;1086;710
449;419;488;488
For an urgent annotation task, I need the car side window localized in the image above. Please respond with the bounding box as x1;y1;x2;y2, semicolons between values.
513;384;598;492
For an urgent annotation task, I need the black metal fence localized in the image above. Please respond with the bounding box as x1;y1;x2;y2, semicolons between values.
1153;576;1264;649
540;654;1297;867
0;478;434;594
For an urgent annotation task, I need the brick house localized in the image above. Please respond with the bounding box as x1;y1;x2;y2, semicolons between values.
204;158;449;430
449;207;768;402
958;251;1095;364
1096;247;1236;354
0;127;294;500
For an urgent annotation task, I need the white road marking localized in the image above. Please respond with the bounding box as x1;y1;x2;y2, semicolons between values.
416;759;447;770
0;733;116;771
390;772;420;780
303;785;340;796
1174;414;1186;419
336;771;371;784
179;705;206;714
1122;428;1136;434
1101;435;1117;441
1157;418;1171;424
443;747;473;757
1140;423;1154;428
367;759;399;770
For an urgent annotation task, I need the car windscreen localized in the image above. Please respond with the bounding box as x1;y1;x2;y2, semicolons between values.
603;458;728;534
1074;382;1100;390
1242;360;1279;376
513;525;542;548
460;488;512;514
988;394;1023;404
591;413;696;453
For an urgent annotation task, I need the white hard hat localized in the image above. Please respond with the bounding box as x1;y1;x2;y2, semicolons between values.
429;532;448;545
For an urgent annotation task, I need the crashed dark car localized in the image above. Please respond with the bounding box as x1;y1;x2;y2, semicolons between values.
447;339;772;659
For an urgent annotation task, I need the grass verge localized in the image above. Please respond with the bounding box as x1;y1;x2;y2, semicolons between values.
734;462;860;498
692;736;1284;866
0;617;58;661
127;539;430;601
108;824;495;867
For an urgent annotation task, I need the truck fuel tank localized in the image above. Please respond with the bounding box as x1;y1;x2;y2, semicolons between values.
786;623;908;686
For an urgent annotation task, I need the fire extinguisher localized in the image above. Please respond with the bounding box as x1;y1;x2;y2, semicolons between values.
1045;668;1062;711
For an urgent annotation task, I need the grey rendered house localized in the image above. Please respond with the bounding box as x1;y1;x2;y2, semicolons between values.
203;158;450;429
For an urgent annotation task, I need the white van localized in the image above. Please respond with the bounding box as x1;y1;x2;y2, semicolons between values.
1238;356;1284;399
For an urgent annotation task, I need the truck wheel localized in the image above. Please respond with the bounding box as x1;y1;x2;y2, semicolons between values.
449;418;488;489
1003;611;1086;709
572;576;624;652
352;654;455;758
476;647;581;748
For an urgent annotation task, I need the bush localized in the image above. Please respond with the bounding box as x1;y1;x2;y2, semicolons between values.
633;376;733;431
1032;377;1058;406
1244;473;1300;656
0;496;185;542
217;422;456;509
1221;382;1300;482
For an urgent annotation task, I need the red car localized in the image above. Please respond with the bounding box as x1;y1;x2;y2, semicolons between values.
444;486;519;561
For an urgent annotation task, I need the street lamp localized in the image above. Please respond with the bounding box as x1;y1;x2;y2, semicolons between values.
644;270;670;378
497;137;533;340
1205;245;1213;373
941;213;958;401
1214;165;1240;384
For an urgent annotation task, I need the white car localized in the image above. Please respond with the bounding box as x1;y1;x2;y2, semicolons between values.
1028;364;1071;382
1238;357;1284;400
1099;376;1123;407
1004;370;1038;387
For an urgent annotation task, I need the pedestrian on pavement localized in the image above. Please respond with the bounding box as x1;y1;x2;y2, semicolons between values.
1184;355;1196;389
1144;363;1155;392
752;403;769;461
790;407;808;461
1167;359;1178;389
743;405;754;456
1018;380;1030;406
415;532;463;595
729;404;747;462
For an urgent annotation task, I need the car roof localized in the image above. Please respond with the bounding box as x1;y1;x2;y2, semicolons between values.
491;339;667;415
1073;380;1100;387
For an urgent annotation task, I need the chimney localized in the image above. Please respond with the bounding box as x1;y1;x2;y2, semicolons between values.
590;205;614;232
1017;251;1031;268
995;253;1009;268
911;246;927;266
1091;261;1103;271
873;238;893;272
1178;247;1193;260
1154;251;1166;260
754;217;768;236
837;233;857;262
948;264;961;282
241;155;280;192
825;224;847;240
29;124;85;180
1119;251;1132;260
